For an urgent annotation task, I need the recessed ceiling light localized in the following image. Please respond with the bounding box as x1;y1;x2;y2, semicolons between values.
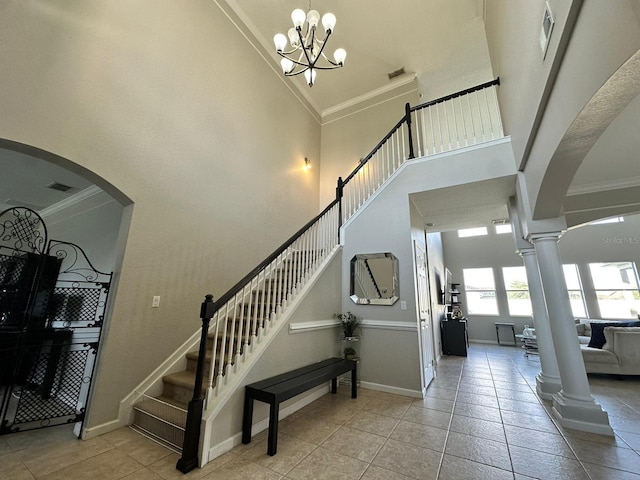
425;222;434;227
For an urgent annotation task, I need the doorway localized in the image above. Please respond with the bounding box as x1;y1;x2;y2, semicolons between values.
414;240;434;393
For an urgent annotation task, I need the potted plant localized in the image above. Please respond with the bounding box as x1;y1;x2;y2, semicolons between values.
334;311;361;339
343;346;357;360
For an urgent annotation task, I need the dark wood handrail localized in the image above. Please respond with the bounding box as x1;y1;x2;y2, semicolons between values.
409;78;500;112
212;198;340;311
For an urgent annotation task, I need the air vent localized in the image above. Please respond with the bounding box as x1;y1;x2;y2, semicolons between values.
47;182;74;192
388;67;405;80
491;218;509;225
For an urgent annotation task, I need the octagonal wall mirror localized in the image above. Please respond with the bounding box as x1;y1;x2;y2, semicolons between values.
350;253;399;305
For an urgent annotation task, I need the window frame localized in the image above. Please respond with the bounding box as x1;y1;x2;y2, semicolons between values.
502;266;532;317
462;267;499;316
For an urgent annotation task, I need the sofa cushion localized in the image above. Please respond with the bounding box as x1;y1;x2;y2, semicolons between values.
588;321;640;348
575;323;586;336
581;345;619;365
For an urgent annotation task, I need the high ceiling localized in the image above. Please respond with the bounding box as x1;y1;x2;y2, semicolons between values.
226;0;487;113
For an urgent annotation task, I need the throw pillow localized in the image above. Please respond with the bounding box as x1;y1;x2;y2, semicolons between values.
588;321;640;349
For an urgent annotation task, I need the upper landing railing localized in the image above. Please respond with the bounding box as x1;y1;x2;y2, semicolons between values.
177;78;504;471
340;78;503;221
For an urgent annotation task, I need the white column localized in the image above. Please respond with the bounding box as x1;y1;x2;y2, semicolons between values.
530;233;612;436
519;248;561;399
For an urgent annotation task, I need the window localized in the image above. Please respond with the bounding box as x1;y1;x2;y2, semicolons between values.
495;224;512;234
458;227;488;238
589;262;640;319
463;268;498;315
502;266;532;316
563;264;587;317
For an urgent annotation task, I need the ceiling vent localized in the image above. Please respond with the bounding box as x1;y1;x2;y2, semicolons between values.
388;67;405;80
47;181;74;192
491;218;509;225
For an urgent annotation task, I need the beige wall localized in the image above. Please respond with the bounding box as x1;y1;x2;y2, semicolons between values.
0;1;321;427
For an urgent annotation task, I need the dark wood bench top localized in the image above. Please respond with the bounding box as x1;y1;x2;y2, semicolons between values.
242;357;357;455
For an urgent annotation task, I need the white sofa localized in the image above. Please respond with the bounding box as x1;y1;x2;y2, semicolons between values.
576;319;640;375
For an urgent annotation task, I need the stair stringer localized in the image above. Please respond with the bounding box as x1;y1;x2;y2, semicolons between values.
199;244;342;466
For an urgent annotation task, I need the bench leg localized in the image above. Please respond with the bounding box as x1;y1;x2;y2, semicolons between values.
267;402;280;456
242;394;253;445
351;367;357;398
331;377;338;394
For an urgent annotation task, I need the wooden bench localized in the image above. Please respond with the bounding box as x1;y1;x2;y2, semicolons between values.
242;357;357;455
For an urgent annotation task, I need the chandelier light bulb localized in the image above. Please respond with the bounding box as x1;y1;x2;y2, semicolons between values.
291;9;306;29
304;68;317;86
273;33;287;52
281;58;294;74
306;10;320;29
333;48;347;65
322;13;336;33
287;28;299;48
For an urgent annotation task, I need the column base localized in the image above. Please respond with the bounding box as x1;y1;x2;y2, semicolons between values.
535;373;561;400
551;391;613;436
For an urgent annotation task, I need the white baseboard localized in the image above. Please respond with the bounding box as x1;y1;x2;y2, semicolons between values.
359;381;422;398
81;417;127;440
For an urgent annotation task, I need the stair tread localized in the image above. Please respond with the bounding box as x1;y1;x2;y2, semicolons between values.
162;370;200;387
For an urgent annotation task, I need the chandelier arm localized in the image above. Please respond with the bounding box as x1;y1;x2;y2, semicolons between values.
296;27;315;67
309;29;332;68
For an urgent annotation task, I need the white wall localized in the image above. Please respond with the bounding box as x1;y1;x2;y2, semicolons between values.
0;1;322;428
442;214;640;342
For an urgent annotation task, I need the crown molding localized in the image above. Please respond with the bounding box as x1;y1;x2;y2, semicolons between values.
567;176;640;196
40;185;104;218
322;73;418;119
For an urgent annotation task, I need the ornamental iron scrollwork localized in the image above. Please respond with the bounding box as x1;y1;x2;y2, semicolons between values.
47;240;111;284
0;207;48;254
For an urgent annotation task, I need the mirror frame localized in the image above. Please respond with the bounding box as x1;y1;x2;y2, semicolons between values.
349;252;399;305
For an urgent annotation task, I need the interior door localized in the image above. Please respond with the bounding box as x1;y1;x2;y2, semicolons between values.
414;241;434;392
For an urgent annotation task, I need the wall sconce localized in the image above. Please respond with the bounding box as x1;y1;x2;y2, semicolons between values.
304;157;311;169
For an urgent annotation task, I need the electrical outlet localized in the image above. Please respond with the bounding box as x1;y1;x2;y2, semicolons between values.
152;296;160;308
400;301;407;310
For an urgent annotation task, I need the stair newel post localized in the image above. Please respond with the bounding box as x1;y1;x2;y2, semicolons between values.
176;294;215;474
336;176;344;243
405;102;415;159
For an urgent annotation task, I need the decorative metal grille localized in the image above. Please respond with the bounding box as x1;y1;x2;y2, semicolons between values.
0;235;112;436
12;347;92;425
0;207;47;254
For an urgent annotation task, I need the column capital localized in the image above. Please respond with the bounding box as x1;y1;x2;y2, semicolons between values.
527;230;564;244
517;246;536;257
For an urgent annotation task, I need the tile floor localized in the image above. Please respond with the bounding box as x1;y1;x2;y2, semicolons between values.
3;343;640;479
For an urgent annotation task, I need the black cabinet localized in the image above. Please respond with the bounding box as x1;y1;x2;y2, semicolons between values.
441;319;468;357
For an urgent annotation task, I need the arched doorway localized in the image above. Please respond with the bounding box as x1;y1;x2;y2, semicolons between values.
0;141;132;436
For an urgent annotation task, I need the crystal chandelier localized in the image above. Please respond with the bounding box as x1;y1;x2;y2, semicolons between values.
273;7;346;87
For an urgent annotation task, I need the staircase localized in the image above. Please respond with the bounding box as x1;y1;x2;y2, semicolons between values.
124;78;504;460
130;252;320;451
